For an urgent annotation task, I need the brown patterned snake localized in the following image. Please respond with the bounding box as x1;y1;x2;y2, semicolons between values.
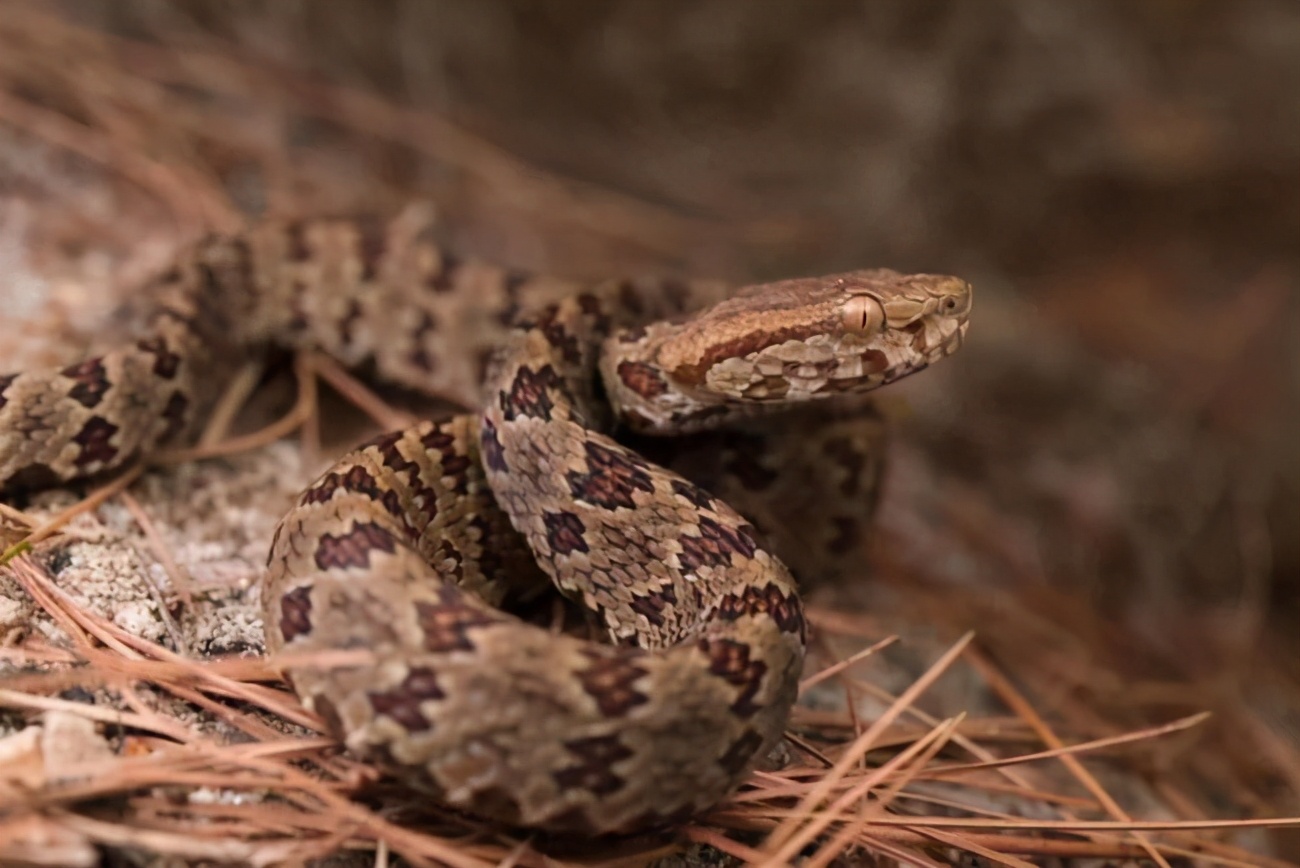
0;211;971;833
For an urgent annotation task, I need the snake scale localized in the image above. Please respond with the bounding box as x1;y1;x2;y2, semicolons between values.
0;210;971;833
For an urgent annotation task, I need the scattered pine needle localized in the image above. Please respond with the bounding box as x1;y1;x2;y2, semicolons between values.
0;465;144;565
307;350;420;431
4;556;1296;865
968;645;1171;868
196;359;268;448
156;353;319;466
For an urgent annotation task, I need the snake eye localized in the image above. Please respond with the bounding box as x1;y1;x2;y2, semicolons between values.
941;296;961;313
841;295;885;335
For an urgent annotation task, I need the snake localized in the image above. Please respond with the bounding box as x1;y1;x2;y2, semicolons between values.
0;210;971;834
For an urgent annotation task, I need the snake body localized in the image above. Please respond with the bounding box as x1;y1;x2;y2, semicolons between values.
0;212;971;833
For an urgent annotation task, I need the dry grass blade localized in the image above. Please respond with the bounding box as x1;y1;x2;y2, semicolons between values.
916;712;1211;778
0;465;144;565
869;815;1300;834
307;350;419;430
155;353;318;465
0;688;195;744
195;359;268;448
909;827;1039;868
798;716;970;868
116;490;191;643
757;631;974;861
799;634;897;693
968;646;1172;867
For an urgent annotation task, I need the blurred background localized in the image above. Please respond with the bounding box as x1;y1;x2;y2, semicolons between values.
1;0;1297;860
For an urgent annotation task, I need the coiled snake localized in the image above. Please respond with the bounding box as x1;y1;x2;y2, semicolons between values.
0;212;971;833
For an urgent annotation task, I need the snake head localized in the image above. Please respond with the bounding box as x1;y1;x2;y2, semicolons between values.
603;268;972;431
664;269;971;400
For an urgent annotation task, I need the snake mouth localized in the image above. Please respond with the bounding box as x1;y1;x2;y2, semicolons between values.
944;318;970;356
